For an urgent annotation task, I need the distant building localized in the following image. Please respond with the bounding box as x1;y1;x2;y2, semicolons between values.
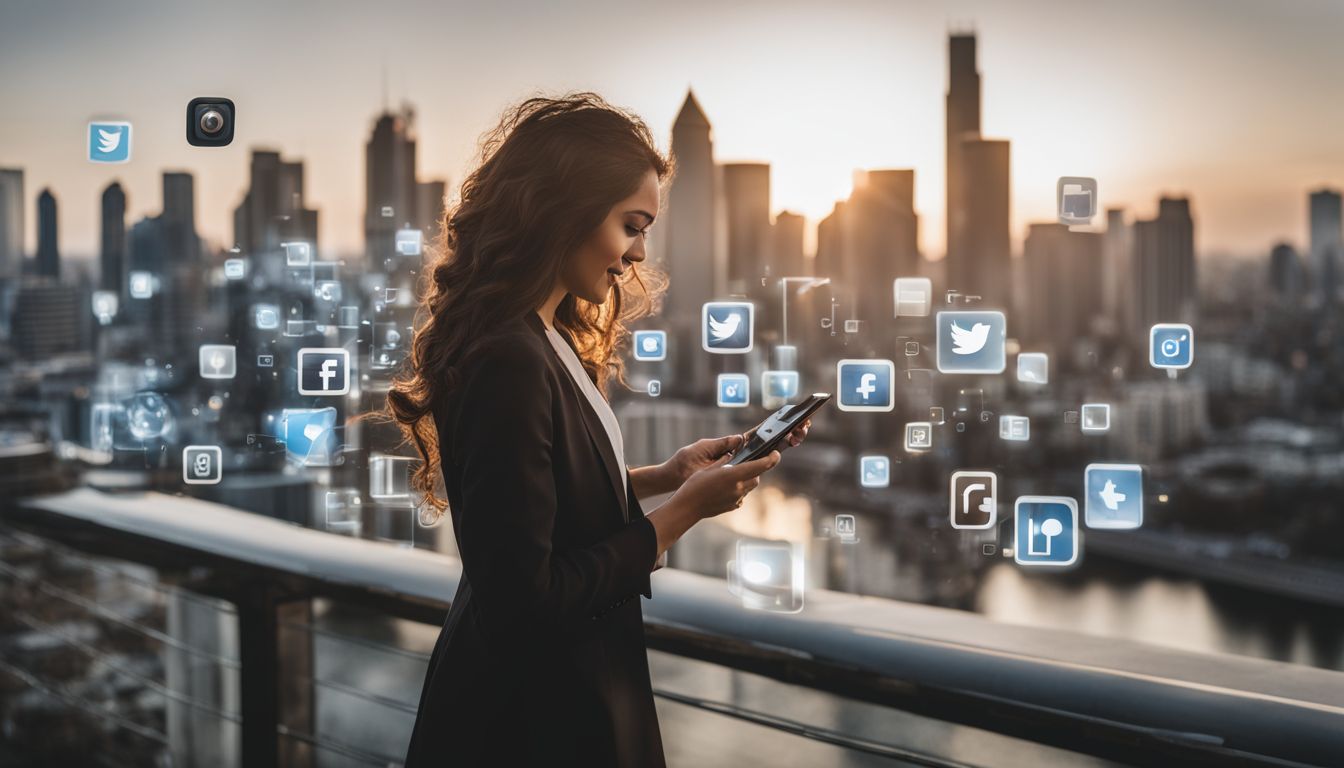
365;105;419;267
1131;196;1196;333
944;33;1012;309
415;179;447;245
772;211;806;280
12;279;81;358
233;150;319;256
0;168;22;278
1101;208;1130;331
1021;223;1102;361
1112;380;1209;463
722;163;772;295
100;181;127;294
1269;242;1302;303
35;188;58;279
815;170;919;325
1308;188;1341;305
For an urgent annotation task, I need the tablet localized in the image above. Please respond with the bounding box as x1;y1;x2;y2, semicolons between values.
726;393;831;466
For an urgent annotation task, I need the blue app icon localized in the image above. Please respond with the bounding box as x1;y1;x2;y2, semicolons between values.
633;330;667;361
1149;323;1193;369
1085;463;1143;529
859;455;890;488
702;302;754;354
1014;496;1079;567
762;370;799;400
936;311;1006;374
717;373;749;408
88;121;132;164
276;407;341;466
835;359;894;412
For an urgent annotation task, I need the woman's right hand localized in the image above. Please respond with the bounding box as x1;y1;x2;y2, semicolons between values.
669;450;781;520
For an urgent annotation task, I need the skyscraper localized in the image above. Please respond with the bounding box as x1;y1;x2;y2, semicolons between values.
1131;197;1196;334
35;188;58;279
1101;208;1130;331
659;90;720;390
944;32;1012;308
722;163;772;294
365;105;419;266
1269;242;1302;303
815;170;919;324
0;168;22;278
1308;188;1341;305
101;181;127;294
772;211;806;279
233;150;319;256
1022;223;1103;359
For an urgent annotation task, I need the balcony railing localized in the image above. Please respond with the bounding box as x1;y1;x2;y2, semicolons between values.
2;487;1342;767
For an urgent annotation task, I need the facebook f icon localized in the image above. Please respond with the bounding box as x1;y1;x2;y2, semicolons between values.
836;359;895;412
298;348;350;396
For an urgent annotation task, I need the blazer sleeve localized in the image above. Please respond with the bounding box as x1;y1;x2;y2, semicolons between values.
451;340;659;643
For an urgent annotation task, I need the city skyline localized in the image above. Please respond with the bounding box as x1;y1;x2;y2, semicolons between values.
2;0;1343;262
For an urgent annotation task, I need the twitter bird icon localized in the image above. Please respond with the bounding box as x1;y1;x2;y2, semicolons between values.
937;311;1006;373
88;121;132;164
702;301;754;353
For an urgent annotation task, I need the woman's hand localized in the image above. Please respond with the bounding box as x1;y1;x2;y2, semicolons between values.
742;418;812;452
670;451;781;521
664;434;744;486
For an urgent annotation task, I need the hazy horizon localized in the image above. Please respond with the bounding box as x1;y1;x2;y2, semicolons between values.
2;0;1342;263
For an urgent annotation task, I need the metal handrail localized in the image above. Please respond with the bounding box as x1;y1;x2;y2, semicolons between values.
5;488;1344;767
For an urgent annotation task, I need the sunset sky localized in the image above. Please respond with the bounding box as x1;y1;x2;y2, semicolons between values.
2;0;1342;262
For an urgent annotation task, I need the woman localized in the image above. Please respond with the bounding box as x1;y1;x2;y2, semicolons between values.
389;93;809;766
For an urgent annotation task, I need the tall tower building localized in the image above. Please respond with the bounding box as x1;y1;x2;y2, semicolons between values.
233;150;319;256
365;105;419;267
1101;208;1130;331
101;181;127;294
0;168;23;278
1022;223;1103;360
1132;197;1196;333
722;162;772;294
944;32;1012;308
1269;242;1302;303
35;188;58;279
815;170;919;326
1308;188;1341;304
660;90;720;391
772;211;806;280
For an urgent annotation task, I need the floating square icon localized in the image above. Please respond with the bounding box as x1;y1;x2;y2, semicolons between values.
338;306;360;329
729;539;804;613
834;514;857;542
1085;463;1143;529
905;422;933;452
283;241;312;267
761;370;800;409
893;277;933;317
88;121;132;164
91;291;118;324
199;344;237;379
836;359;895;412
1000;415;1030;441
1057;177;1097;225
278;407;341;466
951;470;997;530
256;354;274;368
859;455;890;488
936;311;1006;374
223;258;247;279
370;453;420;506
904;341;921;357
843;319;861;334
1080;403;1111;433
182;445;222;485
647;379;661;397
1150;323;1194;369
129;271;154;299
1014;496;1079;567
313;280;342;303
717;373;749;408
702;301;754;353
395;228;423;256
254;303;280;330
632;330;667;361
929;406;945;424
1017;352;1049;384
298;347;350;395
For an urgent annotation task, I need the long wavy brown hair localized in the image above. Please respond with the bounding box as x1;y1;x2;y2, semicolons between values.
385;92;673;517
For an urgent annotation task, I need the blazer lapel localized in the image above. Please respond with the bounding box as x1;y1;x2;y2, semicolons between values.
524;312;630;523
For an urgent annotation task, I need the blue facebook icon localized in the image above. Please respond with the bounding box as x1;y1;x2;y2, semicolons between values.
1014;496;1079;567
835;359;894;412
1085;463;1143;529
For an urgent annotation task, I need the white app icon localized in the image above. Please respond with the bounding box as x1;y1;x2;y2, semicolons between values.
199;344;237;379
893;277;932;317
1000;415;1030;441
951;470;997;530
905;422;933;452
1080;403;1111;433
1017;353;1049;384
182;445;222;485
129;271;154;299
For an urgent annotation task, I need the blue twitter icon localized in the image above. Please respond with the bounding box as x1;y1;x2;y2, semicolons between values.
702;301;753;354
88;121;132;164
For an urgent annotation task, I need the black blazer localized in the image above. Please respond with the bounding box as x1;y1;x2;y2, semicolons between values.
403;311;666;767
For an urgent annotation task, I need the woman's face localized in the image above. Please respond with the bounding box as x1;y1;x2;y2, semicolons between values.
563;168;660;304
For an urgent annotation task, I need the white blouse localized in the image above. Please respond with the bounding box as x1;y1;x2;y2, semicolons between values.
543;324;627;505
